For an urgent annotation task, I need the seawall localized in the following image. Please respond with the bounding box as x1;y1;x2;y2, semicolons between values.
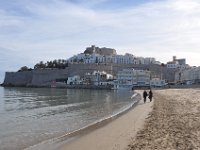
3;71;33;86
3;64;113;87
3;64;176;87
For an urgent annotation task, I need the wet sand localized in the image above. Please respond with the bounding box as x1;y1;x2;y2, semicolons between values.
59;91;154;150
128;89;200;150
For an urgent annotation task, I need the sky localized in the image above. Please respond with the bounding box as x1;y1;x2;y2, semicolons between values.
0;0;200;83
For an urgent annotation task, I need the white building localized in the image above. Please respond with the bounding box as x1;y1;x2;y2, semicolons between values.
113;69;151;89
67;49;158;65
167;56;188;69
67;75;83;85
84;71;113;85
150;78;167;87
167;61;179;69
175;67;200;84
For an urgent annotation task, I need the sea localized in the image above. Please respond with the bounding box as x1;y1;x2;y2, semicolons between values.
0;86;139;150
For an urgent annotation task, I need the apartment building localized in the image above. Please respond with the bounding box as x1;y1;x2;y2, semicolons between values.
175;67;200;84
113;69;151;89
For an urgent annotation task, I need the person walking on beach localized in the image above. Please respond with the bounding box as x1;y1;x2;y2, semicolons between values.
143;90;148;103
148;90;153;102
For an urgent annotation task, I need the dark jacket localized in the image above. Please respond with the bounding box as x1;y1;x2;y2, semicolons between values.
149;90;153;98
143;91;148;98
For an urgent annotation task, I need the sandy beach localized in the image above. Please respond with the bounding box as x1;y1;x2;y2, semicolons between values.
59;91;154;150
128;88;200;150
59;88;200;150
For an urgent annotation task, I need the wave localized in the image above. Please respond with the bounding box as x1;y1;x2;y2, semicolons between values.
24;92;141;150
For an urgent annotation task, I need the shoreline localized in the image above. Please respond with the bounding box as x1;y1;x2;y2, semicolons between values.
25;92;141;150
59;91;154;150
128;89;200;149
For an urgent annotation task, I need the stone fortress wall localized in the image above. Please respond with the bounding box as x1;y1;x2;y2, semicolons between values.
3;63;176;87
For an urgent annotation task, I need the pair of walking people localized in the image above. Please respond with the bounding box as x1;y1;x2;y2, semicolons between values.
143;90;153;103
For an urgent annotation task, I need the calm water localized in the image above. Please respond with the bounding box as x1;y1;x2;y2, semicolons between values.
0;87;138;150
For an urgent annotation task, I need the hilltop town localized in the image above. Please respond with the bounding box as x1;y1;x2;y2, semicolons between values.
2;45;199;89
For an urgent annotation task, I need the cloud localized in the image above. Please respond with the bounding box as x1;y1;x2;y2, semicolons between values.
0;47;31;70
0;0;200;82
0;47;32;83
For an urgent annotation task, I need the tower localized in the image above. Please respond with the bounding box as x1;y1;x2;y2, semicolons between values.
173;56;176;62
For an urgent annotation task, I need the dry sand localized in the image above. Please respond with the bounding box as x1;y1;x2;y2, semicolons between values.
60;91;154;150
60;88;200;150
128;88;200;150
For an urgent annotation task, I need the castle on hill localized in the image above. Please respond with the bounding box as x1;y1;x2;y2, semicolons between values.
84;45;117;56
68;45;160;65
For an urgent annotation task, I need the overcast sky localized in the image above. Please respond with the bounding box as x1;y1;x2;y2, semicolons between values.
1;0;200;83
